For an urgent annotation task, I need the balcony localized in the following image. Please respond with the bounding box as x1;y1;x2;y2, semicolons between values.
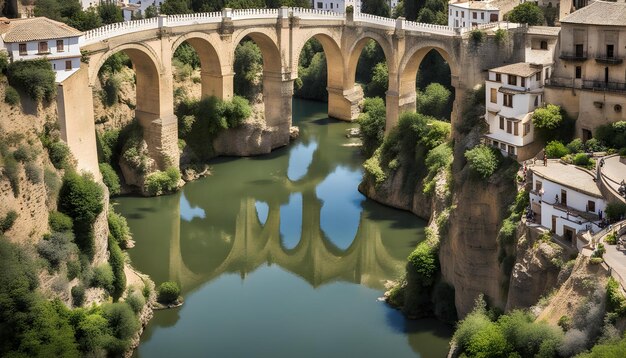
595;56;623;65
582;80;626;93
545;77;575;88
559;51;587;61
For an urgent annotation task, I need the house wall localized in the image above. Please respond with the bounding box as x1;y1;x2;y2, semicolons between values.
532;172;606;218
448;4;499;28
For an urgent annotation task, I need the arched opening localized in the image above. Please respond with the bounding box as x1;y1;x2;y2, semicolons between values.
399;47;456;123
349;38;389;99
92;46;165;190
171;35;223;101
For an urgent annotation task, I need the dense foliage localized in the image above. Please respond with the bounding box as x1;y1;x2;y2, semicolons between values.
357;97;387;157
507;2;545;25
464;145;499;179
144;167;182;196
234;40;263;101
99;163;121;196
295;51;327;101
416;82;451;120
4;85;19;105
7;59;56;102
158;281;181;304
58;171;104;260
33;0;126;31
545;140;569;159
595;121;626;151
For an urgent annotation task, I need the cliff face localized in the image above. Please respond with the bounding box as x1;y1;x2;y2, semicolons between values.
439;167;516;317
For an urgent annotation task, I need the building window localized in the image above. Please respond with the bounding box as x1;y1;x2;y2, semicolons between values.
587;200;596;212
575;44;584;58
499;116;504;130
575;66;582;79
535;180;542;192
524;123;530;136
582;129;592;142
514;122;519;136
317;2;322;8
534;96;539;107
507;120;512;134
508;75;517;86
490;88;497;103
481;12;484;20
503;94;513;107
38;41;48;54
561;189;567;206
495;73;501;82
500;143;506;151
607;44;614;58
56;40;64;52
330;3;333;8
473;12;477;19
19;43;27;55
456;11;458;17
65;60;72;71
540;40;548;50
493;140;499;147
536;72;542;81
521;77;526;87
508;145;515;155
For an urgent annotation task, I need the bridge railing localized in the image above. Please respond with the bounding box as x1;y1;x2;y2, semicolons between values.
402;19;455;35
231;8;280;19
354;12;396;28
292;8;344;19
82;8;462;46
167;12;222;27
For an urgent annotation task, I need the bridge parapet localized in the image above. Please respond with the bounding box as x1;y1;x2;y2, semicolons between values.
83;17;158;44
167;11;221;27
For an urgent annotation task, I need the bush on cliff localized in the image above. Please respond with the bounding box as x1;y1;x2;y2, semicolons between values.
99;163;121;196
144;167;181;196
4;85;19;105
7;59;56;102
0;210;18;233
37;231;77;270
47;141;72;169
108;235;126;300
108;208;131;247
545;140;569;159
49;211;73;232
357;97;386;157
464;145;499;178
58;171;104;260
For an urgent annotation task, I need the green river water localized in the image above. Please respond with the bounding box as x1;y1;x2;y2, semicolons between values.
115;98;452;357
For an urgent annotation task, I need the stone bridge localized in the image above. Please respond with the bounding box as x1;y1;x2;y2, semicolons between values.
65;7;526;176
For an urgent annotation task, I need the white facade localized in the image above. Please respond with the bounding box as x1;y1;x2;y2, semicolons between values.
529;163;607;244
122;0;162;21
311;0;361;13
484;63;550;159
448;1;499;29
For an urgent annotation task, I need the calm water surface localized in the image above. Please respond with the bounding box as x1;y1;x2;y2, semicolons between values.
115;99;452;358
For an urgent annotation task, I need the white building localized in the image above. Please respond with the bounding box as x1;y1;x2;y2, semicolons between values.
122;0;162;21
311;0;362;13
484;62;551;160
529;162;607;246
0;17;83;82
448;1;500;29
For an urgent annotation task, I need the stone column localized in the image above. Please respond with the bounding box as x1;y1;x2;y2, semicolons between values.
200;71;234;100
263;72;294;147
327;86;363;121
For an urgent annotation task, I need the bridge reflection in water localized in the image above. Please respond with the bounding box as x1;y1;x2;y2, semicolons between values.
120;101;425;296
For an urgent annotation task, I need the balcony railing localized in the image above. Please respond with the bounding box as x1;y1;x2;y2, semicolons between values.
595;56;623;65
545;77;575;88
582;80;626;93
559;51;587;61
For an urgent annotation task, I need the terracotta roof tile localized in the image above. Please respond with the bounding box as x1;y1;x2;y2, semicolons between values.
0;17;82;43
490;62;544;77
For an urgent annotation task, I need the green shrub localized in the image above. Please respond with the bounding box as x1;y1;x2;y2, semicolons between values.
99;163;121;196
44;166;61;204
91;263;114;292
545;140;569;158
407;241;438;286
425;143;453;173
357;97;386;157
7;59;56;102
49;211;73;232
592;243;606;258
71;284;86;307
67;260;81;280
4;85;19;105
494;29;508;44
589;257;604;265
97;129;120;164
577;335;626;357
365;62;388;99
0;210;18;233
567;138;584;153
507;2;545;25
605;202;626;222
0;51;7;73
605;233;618;245
108;235;126;300
13;144;37;163
37;231;77;269
143;167;181;196
595;121;626;150
158;281;180;304
108;209;131;247
454;309;492;349
466;321;508;357
416;83;452;120
363;150;387;185
558;315;571;331
606;277;626;316
48;141;72;169
573;153;591;166
499;218;517;245
2;151;20;196
102;74;122;106
125;291;146;314
102;302;140;349
469;29;485;43
24;161;42;184
58;171;104;259
465;145;498;178
585;138;605;152
233;40;262;101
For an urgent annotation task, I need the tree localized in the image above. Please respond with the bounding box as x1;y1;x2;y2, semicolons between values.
417;82;451;120
234;40;263;100
160;0;193;15
507;2;545;26
357;97;386;157
365;62;388;99
158;281;181;304
362;0;390;17
144;4;158;18
97;1;123;25
465;145;498;178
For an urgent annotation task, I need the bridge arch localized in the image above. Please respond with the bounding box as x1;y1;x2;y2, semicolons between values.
293;30;345;91
396;44;459;125
232;29;282;74
345;32;393;90
171;32;229;99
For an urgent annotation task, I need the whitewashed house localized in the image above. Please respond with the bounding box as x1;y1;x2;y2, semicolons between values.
448;1;499;29
311;0;362;13
0;17;83;82
529;162;607;246
484;62;551;161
